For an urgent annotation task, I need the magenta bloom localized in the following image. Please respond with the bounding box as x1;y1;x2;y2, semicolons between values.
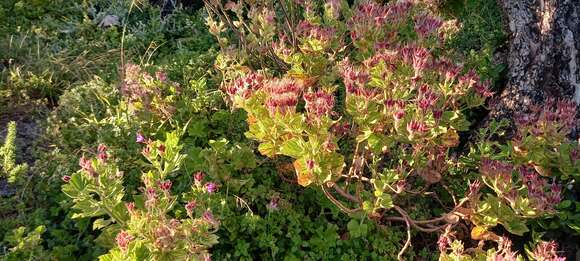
136;132;145;143
205;182;218;193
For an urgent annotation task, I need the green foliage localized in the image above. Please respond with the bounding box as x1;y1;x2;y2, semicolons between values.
2;226;47;260
0;121;28;183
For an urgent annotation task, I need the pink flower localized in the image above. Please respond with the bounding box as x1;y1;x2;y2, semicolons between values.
97;144;108;162
414;13;443;39
393;110;406;121
480;159;513;183
146;187;157;201
306;159;315;170
412;47;430;77
203;210;218;225
406;120;429;135
185;200;196;216
205;182;218;193
267;196;280;211
304;90;335;120
126;202;136;215
264;78;302;115
155;71;167;82
79;156;97;177
116;230;134;252
226;72;264;101
297;20;336;46
159;180;172;191
474;80;493;98
194;171;204;184
437;234;449;252
531;241;565;261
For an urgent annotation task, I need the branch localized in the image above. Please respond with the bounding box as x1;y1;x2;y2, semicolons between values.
327;182;360;203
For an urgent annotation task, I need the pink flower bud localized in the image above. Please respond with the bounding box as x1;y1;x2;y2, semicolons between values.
62;175;71;183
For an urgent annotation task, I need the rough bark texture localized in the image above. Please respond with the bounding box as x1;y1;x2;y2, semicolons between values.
491;0;580;121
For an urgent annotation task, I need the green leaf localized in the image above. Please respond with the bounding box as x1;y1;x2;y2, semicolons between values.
93;218;112;230
347;219;368;238
504;221;529;236
279;138;304;158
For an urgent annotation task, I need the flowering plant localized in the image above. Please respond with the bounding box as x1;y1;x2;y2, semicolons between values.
63;132;219;260
204;0;577;258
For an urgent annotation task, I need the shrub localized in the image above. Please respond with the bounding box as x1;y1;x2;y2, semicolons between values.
205;0;575;258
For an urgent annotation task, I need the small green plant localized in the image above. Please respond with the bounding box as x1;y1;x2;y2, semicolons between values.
0;121;28;183
2;226;47;260
63;132;219;260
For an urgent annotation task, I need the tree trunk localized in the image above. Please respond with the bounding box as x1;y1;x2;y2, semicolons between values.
490;0;580;122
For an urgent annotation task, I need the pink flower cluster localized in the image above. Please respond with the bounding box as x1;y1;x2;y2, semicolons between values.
520;166;561;212
225;72;265;100
341;63;376;99
264;78;302;115
407;120;429;135
435;58;463;83
385;99;406;121
348;1;412;41
515;98;577;136
297;20;336;46
480;159;513;184
348;2;388;41
530;241;566;261
400;45;431;78
458;69;493;97
414;13;442;39
304;90;335;120
417;84;439;111
116;230;134;252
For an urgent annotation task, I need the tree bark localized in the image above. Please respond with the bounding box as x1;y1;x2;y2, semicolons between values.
491;0;580;122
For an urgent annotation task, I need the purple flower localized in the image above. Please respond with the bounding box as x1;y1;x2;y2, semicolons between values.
136;132;146;143
205;182;218;193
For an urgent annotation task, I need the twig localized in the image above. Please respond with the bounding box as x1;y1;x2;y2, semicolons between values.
328;182;360;203
398;212;412;261
321;184;360;214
